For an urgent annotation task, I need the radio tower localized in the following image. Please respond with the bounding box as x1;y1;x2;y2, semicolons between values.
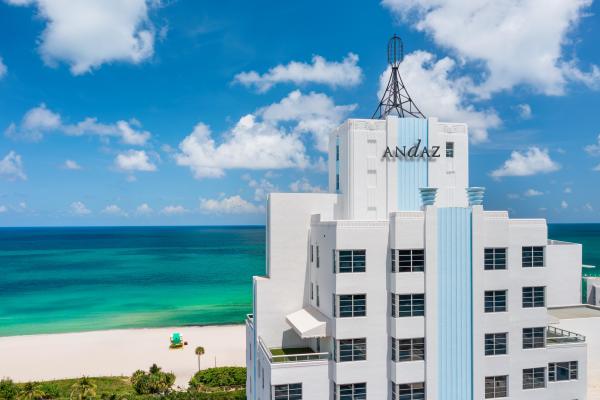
372;34;425;119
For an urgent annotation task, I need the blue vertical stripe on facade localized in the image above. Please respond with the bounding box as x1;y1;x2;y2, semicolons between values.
437;207;473;400
396;118;428;210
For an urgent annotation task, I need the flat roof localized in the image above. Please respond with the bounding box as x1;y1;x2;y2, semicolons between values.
548;305;600;319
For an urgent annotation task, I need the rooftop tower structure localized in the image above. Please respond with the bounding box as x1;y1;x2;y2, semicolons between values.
245;36;587;400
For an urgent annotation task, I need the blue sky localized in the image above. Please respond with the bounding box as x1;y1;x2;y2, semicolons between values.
0;0;599;226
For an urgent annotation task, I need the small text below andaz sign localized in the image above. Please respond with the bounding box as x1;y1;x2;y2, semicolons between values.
382;139;441;159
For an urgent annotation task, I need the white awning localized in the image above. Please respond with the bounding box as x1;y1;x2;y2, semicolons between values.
286;307;328;338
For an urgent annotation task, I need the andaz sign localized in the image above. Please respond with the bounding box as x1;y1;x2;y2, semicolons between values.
383;139;441;159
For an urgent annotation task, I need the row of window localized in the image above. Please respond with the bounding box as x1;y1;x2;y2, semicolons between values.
312;246;546;272
273;382;426;400
485;287;546;312
486;327;547;354
485;362;579;398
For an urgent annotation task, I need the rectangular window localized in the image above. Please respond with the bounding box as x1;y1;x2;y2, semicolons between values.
336;250;366;273
484;248;506;270
523;367;546;389
273;383;302;400
316;246;320;268
484;290;507;313
310;283;313;300
392;294;425;317
485;376;508;399
522;246;544;267
392;249;425;272
336;174;340;192
310;245;313;263
336;338;366;362
392;382;425;400
548;361;578;382
336;294;366;318
523;327;545;349
485;333;507;356
391;337;425;362
334;382;366;400
316;285;320;307
446;142;454;158
522;286;545;308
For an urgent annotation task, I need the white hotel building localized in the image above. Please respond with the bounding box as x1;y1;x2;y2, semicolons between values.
245;116;587;399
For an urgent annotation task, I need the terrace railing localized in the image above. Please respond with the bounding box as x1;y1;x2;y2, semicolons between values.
546;326;586;345
258;337;329;364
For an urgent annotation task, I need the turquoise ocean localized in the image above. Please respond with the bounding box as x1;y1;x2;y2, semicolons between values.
0;224;599;337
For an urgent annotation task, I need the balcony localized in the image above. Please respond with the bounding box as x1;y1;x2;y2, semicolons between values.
259;338;329;364
246;314;254;328
546;326;586;345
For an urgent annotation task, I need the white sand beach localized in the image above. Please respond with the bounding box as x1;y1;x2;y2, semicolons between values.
0;324;246;388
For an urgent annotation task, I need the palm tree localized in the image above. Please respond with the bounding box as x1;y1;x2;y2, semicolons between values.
195;346;205;371
17;382;45;400
70;377;97;400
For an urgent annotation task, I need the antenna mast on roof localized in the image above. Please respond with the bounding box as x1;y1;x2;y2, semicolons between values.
372;34;425;119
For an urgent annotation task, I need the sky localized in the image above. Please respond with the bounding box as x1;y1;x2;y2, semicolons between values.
0;0;599;226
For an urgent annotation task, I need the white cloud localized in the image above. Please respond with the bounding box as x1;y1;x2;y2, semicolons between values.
289;178;324;193
584;203;594;211
0;151;27;181
594;164;600;172
62;159;81;170
5;104;151;145
199;195;263;214
561;200;569;209
382;0;599;96
161;205;188;215
244;176;278;202
585;134;600;156
0;205;7;213
507;193;520;200
70;201;90;215
102;204;127;216
491;147;560;178
135;203;153;215
234;53;362;93
564;187;572;194
517;104;532;119
378;52;500;142
259;90;356;152
524;189;543;197
8;0;157;75
176;115;308;179
114;150;156;172
0;56;7;78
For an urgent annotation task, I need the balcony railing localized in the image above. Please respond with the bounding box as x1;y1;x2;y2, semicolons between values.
258;337;329;364
546;326;586;345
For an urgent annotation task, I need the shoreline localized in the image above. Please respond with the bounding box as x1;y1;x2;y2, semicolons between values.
0;324;246;388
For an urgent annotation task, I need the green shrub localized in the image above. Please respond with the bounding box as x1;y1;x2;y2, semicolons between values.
130;364;175;395
188;367;246;390
0;379;19;400
163;390;245;400
35;383;59;399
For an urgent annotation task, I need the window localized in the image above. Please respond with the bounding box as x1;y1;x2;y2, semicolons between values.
310;245;313;263
522;286;545;308
392;249;425;272
522;246;544;267
335;294;366;318
523;367;546;389
485;333;507;356
485;376;508;398
316;246;320;268
336;174;340;192
548;361;578;382
484;290;507;313
392;294;425;317
523;327;545;349
392;382;425;400
392;337;425;362
484;248;506;270
336;338;366;362
334;383;366;400
316;285;320;307
336;250;366;273
273;383;302;400
310;283;313;300
446;142;454;158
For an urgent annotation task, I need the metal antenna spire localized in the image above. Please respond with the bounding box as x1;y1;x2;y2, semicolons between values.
372;34;425;119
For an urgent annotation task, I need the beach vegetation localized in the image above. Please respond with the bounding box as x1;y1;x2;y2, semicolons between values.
69;377;97;400
130;365;175;395
194;347;205;372
16;382;45;400
188;367;245;391
0;379;20;400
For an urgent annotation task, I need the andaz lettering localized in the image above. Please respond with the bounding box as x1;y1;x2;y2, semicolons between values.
383;139;441;159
